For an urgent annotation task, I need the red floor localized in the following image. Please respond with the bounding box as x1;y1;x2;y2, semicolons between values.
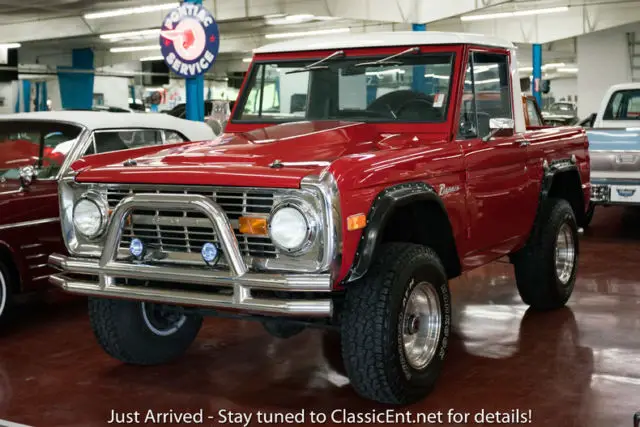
1;206;639;426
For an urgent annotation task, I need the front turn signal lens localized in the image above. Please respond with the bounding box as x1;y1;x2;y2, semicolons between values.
239;216;268;235
347;213;367;231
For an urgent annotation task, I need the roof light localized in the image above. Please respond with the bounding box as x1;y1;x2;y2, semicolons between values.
0;43;21;49
140;55;165;62
84;2;178;20
265;28;350;40
110;45;159;53
100;29;161;41
461;6;569;22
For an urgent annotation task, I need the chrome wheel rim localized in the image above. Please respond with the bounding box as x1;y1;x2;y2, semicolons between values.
555;223;576;285
141;302;186;337
402;281;442;370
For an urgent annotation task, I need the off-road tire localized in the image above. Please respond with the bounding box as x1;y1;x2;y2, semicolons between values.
0;259;15;325
513;198;578;311
88;298;202;365
262;319;306;339
340;243;451;405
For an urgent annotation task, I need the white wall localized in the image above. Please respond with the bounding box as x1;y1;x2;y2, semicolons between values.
93;76;130;109
549;77;578;103
577;27;631;116
0;81;18;114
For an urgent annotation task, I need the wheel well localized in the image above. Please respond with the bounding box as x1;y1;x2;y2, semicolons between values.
547;170;584;223
380;201;461;279
0;245;20;293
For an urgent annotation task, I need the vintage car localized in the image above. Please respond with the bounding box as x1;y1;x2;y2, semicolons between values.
0;111;214;321
584;82;640;225
542;101;579;126
49;32;590;404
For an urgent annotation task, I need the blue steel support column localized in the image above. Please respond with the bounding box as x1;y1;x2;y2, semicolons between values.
412;24;428;94
532;43;542;106
185;0;205;121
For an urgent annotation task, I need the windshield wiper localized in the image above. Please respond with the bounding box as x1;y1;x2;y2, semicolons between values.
285;50;345;75
354;46;420;68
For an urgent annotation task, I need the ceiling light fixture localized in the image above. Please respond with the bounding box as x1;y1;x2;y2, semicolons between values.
558;67;579;73
110;45;159;53
242;58;253;63
475;78;500;84
461;6;569;22
100;29;161;41
542;62;566;70
0;43;21;49
140;55;165;62
266;14;315;25
365;68;405;76
265;27;350;39
519;66;533;72
85;2;178;20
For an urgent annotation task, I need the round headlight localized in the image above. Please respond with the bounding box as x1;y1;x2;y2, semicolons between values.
73;196;107;239
269;205;314;253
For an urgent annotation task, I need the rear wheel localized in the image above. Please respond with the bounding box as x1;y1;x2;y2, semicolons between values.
0;260;14;324
89;298;202;365
340;243;451;404
513;198;578;311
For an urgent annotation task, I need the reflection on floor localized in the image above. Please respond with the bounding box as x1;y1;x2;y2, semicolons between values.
0;206;639;426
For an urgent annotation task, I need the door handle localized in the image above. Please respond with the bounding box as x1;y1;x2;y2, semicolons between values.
517;139;530;147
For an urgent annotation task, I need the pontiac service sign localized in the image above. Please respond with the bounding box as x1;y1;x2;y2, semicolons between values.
160;3;220;78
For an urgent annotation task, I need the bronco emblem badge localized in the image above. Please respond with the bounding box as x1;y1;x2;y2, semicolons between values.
439;184;460;196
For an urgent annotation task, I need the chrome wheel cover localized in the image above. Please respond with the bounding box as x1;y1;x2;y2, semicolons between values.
0;269;6;318
141;302;186;337
555;223;576;285
401;281;442;370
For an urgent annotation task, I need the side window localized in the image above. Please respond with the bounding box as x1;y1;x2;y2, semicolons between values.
164;130;187;144
88;130;162;155
457;52;513;139
526;99;542;126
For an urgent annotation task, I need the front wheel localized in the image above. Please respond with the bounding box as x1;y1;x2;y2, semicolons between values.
340;243;451;405
88;298;202;365
0;260;14;325
513;198;579;311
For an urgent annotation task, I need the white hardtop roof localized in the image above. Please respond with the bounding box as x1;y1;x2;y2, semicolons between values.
254;31;515;54
604;82;640;91
0;111;215;141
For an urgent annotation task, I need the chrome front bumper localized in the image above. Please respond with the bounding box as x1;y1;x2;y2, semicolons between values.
48;192;333;317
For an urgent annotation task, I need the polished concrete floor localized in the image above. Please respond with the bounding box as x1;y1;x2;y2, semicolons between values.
1;206;639;426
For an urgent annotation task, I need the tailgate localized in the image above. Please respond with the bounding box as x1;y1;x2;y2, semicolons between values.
588;129;640;179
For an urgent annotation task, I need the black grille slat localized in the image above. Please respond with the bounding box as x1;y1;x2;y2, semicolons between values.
109;186;277;259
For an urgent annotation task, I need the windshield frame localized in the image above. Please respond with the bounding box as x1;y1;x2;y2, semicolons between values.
230;46;460;128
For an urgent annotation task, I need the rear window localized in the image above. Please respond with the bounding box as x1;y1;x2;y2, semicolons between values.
603;89;640;120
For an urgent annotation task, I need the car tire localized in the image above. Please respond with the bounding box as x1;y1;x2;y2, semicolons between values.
340;243;451;405
0;260;14;325
513;198;578;311
88;298;202;365
262;319;306;339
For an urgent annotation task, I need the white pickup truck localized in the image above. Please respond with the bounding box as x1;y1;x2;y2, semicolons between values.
586;82;640;225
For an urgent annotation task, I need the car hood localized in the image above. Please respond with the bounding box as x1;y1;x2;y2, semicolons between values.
74;121;399;188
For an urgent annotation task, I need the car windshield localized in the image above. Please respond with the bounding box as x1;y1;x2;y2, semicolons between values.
549;103;576;114
233;52;455;124
0;120;82;181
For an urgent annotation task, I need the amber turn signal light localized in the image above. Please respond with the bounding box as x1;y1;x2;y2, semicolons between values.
347;213;367;231
239;216;268;235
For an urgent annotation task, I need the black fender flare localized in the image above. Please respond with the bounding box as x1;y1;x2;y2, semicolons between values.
345;182;451;283
538;159;585;224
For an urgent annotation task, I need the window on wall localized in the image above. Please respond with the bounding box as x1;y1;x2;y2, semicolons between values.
603;89;640;120
457;51;513;139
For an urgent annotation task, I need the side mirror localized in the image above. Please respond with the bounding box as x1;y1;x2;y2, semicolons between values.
482;118;515;142
19;165;36;189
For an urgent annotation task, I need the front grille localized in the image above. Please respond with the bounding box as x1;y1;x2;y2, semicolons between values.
106;186;278;259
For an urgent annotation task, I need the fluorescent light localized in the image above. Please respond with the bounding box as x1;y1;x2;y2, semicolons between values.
461;6;569;21
100;29;160;41
519;66;533;72
558;67;579;73
365;68;405;76
542;62;566;70
85;2;178;20
140;55;165;62
266;14;315;25
425;74;450;80
0;43;21;49
242;58;253;63
475;78;500;84
110;45;159;53
265;28;350;40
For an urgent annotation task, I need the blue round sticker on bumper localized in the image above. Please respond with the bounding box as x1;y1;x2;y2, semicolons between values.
160;3;220;78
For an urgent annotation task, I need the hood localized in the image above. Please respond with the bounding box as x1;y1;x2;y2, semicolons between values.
74;121;392;188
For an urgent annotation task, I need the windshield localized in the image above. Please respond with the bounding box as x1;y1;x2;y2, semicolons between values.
234;52;455;124
549;103;576;114
0;121;82;181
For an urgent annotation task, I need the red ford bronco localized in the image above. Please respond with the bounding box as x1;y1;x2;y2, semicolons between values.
49;32;590;404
